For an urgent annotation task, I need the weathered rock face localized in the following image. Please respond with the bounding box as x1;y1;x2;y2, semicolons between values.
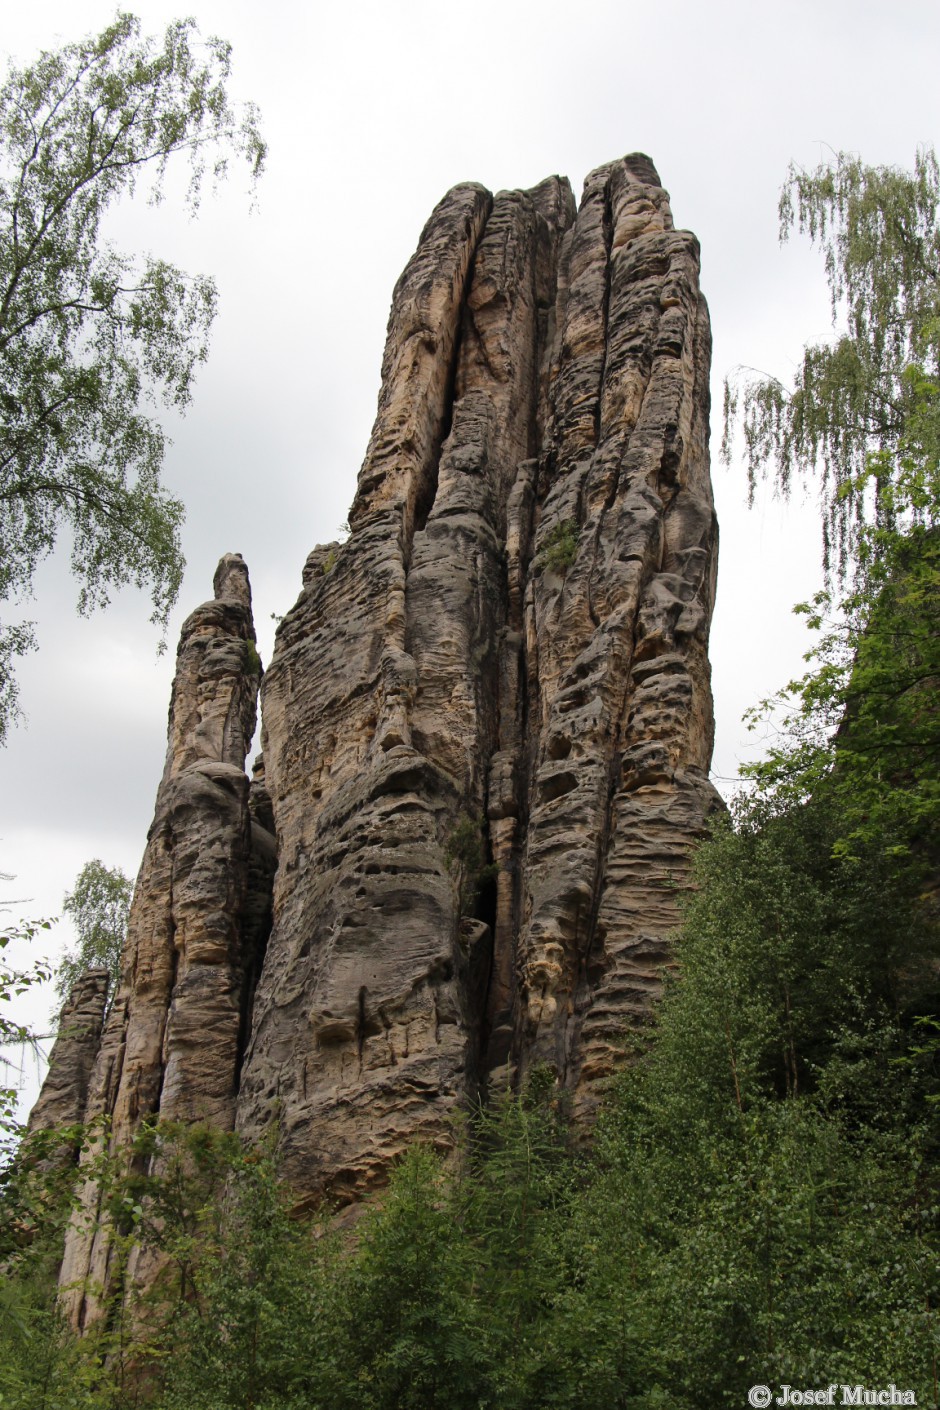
57;553;271;1329
27;969;110;1140
42;155;720;1283
235;153;720;1205
516;157;718;1106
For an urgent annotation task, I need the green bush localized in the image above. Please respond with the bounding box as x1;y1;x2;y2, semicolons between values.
444;814;498;910
541;520;579;575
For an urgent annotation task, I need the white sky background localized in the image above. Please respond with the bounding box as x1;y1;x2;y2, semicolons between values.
1;0;937;1102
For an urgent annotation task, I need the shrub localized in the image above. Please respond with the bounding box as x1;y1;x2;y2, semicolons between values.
541;520;579;575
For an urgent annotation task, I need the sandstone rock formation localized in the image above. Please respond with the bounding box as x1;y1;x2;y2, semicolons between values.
41;154;720;1315
26;968;109;1140
57;553;271;1329
236;152;720;1205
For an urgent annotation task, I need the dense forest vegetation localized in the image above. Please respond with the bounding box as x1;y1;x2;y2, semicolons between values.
1;151;938;1408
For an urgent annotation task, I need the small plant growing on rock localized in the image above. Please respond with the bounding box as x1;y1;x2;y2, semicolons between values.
541;519;579;575
444;814;498;911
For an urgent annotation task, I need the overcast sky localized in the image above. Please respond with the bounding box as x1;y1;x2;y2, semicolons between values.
2;0;938;1098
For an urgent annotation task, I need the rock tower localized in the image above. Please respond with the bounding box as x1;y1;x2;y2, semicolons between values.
32;153;721;1324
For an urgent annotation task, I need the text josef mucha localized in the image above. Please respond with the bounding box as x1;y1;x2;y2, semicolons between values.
748;1385;917;1407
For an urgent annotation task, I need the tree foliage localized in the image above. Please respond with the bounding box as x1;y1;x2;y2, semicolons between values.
725;150;940;866
0;12;265;741
56;858;132;1014
0;912;53;1151
723;148;939;580
744;523;940;861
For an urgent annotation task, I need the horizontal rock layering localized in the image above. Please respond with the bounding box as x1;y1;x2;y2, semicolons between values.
48;153;720;1316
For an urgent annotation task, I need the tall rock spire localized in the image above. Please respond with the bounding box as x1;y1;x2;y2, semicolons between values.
516;155;718;1104
58;553;269;1330
234;154;720;1206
